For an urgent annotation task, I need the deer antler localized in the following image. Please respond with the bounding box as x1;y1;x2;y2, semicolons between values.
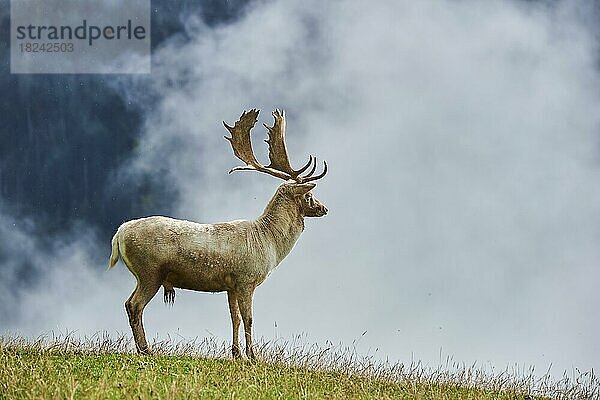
224;109;327;183
223;109;292;181
264;109;314;179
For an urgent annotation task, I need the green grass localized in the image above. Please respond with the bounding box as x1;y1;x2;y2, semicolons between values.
0;333;597;399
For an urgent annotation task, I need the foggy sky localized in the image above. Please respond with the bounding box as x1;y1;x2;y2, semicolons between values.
2;0;600;377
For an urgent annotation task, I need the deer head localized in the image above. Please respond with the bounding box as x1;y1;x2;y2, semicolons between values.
223;109;328;217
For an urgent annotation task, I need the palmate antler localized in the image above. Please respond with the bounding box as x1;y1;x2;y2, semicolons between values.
223;109;327;183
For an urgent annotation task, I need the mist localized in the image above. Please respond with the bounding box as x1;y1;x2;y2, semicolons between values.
2;0;600;376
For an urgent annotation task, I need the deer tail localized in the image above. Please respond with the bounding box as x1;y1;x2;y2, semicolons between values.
107;230;120;270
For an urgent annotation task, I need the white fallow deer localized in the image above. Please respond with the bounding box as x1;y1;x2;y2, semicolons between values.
108;109;328;358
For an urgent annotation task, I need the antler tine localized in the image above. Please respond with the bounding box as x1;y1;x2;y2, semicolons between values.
295;155;314;176
301;160;328;183
300;156;318;179
224;109;293;181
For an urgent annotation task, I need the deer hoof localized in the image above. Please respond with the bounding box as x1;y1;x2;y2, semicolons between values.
232;345;242;359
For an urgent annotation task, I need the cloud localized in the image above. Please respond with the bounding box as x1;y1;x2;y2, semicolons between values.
0;207;130;335
5;0;600;376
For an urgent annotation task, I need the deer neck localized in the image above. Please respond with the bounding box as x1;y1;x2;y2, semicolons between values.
255;191;304;265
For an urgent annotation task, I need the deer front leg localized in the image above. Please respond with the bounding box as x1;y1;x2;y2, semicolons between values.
227;291;242;359
238;289;256;360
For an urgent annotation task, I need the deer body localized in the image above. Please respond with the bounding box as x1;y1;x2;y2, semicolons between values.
110;187;306;294
110;109;327;358
112;215;294;293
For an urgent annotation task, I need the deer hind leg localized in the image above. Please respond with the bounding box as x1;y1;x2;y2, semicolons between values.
227;291;242;359
238;289;256;360
163;281;175;305
125;276;161;354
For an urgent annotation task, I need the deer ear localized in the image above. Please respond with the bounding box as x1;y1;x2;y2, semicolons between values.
291;182;316;195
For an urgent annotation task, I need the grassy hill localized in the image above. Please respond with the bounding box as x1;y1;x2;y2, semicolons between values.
0;334;597;399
